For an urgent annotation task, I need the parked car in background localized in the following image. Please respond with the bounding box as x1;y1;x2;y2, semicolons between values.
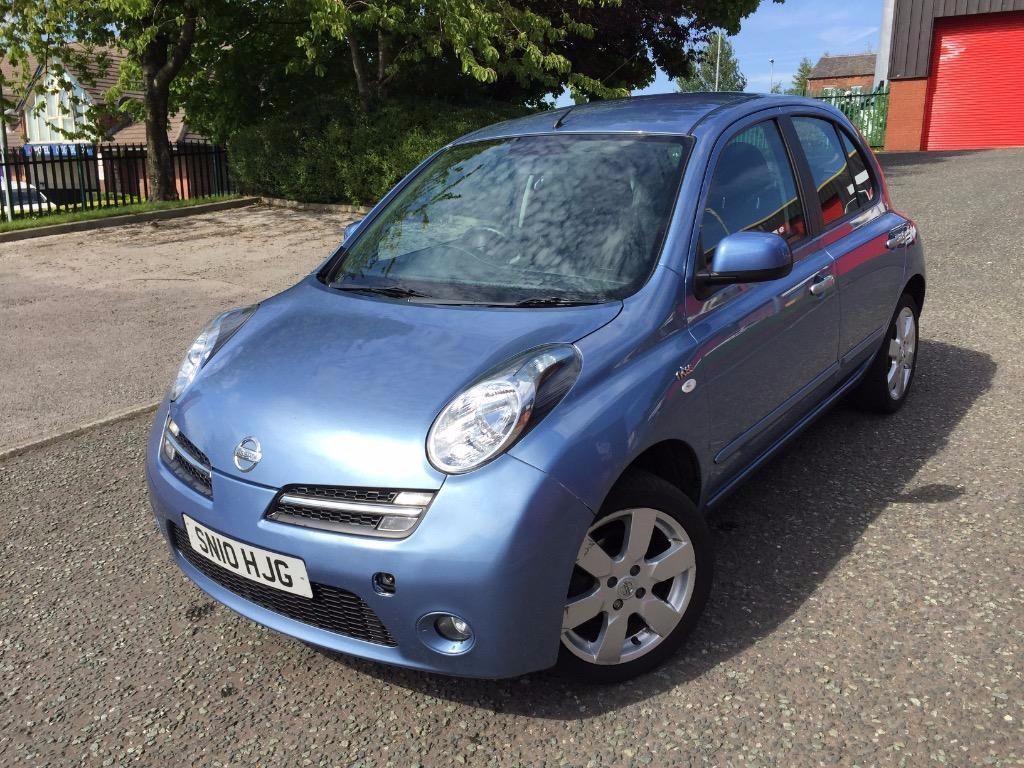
1;181;53;216
146;93;925;682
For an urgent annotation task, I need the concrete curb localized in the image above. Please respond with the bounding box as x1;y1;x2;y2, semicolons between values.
0;197;259;244
259;197;372;215
0;400;161;462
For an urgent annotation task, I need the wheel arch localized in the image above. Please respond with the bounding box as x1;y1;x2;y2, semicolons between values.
613;439;703;509
904;272;926;313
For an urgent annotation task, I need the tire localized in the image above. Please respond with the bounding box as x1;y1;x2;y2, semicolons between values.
854;293;920;414
554;470;713;683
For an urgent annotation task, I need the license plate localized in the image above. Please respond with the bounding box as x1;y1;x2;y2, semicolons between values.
182;515;313;598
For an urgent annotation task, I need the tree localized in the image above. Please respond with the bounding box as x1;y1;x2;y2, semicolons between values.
2;0;231;200
787;57;813;95
299;1;767;110
676;32;747;92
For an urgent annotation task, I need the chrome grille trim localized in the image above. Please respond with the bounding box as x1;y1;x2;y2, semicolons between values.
267;486;436;539
278;494;423;517
161;418;213;497
165;431;212;480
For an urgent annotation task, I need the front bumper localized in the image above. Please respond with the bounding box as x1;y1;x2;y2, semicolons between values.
145;401;593;678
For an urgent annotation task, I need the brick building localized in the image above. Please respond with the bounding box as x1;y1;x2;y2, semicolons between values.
805;54;877;95
880;0;1024;150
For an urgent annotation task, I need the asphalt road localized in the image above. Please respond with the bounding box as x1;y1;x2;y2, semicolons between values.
0;204;357;452
1;150;1022;766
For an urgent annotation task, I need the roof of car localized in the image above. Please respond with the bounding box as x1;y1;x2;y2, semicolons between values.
456;92;792;143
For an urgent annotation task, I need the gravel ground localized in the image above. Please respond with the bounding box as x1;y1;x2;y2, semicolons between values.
0;150;1022;766
0;204;357;452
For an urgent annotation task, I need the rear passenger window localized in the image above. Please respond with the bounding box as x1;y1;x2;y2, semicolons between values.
700;121;806;261
792;117;859;226
838;129;876;206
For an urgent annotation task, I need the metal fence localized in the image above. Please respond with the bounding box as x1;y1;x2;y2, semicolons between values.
0;141;232;220
812;88;890;148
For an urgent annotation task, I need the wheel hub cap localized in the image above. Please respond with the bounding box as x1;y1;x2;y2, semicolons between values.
887;306;917;400
561;507;697;666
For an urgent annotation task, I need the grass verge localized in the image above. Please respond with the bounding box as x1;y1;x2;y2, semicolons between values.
0;195;241;233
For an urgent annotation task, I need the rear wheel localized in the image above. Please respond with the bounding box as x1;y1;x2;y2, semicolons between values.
855;294;920;413
555;470;713;683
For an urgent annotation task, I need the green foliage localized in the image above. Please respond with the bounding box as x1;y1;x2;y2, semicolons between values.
0;195;239;234
676;32;747;93
229;101;528;205
787;57;813;95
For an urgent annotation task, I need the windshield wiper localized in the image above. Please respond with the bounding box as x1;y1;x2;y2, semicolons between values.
507;296;597;307
334;284;429;299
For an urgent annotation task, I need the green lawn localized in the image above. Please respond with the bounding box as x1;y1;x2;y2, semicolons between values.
0;194;242;234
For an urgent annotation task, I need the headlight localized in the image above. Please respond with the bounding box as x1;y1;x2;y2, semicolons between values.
427;344;582;474
170;305;257;401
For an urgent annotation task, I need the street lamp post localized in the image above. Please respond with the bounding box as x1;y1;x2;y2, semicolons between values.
714;33;722;92
0;82;15;223
769;58;775;93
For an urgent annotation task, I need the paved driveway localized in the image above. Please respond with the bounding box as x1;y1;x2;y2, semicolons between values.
0;151;1021;766
0;204;357;451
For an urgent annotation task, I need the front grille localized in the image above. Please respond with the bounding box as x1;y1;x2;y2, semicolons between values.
174;430;211;468
171;523;396;647
287;485;398;504
162;423;213;498
267;485;435;539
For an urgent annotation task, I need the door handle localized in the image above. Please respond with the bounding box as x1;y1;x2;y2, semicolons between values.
809;274;835;296
886;222;917;250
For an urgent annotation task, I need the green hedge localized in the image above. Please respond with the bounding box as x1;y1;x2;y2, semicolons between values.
228;101;529;206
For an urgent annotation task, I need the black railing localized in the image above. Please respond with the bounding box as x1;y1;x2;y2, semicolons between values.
0;141;232;220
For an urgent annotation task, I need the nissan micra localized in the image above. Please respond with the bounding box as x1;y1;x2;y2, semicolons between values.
147;93;925;682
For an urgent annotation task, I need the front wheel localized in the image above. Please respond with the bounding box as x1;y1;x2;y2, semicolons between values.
555;471;713;683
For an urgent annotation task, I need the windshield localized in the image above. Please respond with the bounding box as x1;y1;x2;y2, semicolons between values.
327;134;690;305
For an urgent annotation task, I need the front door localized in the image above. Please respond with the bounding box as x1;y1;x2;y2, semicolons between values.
685;118;840;488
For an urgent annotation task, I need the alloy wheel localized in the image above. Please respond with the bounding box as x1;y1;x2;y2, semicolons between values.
887;306;917;400
561;507;697;665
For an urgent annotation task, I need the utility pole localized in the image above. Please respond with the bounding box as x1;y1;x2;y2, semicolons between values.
0;81;14;223
714;33;722;92
769;58;775;93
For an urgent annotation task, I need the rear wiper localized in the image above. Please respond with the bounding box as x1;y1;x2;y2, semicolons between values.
335;284;428;299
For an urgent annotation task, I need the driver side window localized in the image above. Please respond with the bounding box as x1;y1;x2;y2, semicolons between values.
700;121;805;266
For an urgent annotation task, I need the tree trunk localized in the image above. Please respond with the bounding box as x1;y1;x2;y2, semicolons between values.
347;34;372;111
139;5;197;200
143;73;177;200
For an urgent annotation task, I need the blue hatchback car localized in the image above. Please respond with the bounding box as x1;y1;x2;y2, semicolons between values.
147;93;925;682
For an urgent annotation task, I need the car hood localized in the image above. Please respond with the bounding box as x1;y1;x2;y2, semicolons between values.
171;278;620;489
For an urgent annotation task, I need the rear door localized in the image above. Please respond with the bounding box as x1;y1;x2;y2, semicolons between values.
686;115;840;487
788;115;905;375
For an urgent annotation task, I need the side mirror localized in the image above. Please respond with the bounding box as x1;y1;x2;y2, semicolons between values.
696;232;793;295
343;218;364;244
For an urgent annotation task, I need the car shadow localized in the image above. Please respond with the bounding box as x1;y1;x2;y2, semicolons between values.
315;339;995;718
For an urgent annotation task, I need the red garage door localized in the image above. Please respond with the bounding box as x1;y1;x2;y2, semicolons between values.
924;11;1024;150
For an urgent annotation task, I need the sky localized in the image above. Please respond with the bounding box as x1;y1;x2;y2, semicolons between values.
557;0;884;104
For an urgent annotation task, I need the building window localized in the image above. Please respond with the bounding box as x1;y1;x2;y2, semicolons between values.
24;73;90;144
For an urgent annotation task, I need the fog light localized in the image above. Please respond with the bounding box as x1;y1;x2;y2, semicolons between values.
435;614;472;642
372;572;396;595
